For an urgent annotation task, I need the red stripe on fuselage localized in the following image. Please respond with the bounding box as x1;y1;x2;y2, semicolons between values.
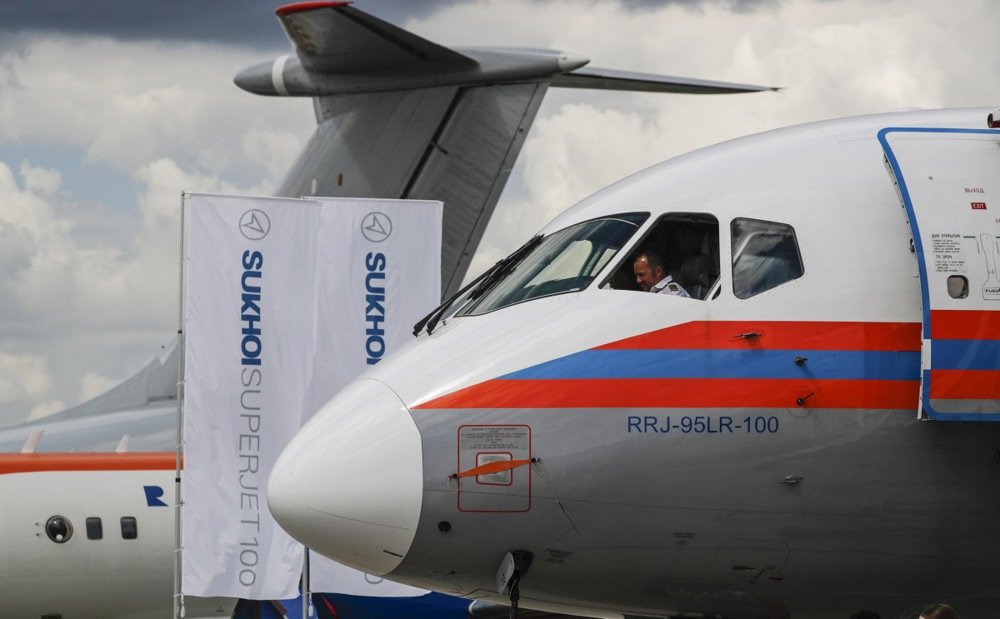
0;452;178;475
930;310;1000;340
930;370;1000;399
416;378;920;410
597;321;921;351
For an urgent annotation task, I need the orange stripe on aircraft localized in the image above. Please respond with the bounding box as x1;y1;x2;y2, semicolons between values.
930;310;1000;340
597;321;921;351
451;458;533;479
930;370;1000;400
416;378;920;410
0;452;178;475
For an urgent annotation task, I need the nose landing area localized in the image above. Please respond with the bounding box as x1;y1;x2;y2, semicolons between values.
267;379;422;574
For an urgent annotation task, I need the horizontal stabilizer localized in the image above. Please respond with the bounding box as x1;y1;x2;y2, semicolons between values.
277;1;477;74
552;65;779;94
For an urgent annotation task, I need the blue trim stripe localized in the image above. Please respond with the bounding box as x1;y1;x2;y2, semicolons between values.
932;340;1000;371
501;349;920;381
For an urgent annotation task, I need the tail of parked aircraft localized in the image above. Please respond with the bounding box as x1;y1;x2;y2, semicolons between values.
0;0;775;452
237;1;778;297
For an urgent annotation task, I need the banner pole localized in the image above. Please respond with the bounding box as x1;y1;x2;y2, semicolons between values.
303;549;310;619
174;192;188;619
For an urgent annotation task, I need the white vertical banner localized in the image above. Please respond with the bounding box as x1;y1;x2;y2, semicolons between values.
307;198;441;597
182;193;316;599
305;198;443;416
181;193;441;600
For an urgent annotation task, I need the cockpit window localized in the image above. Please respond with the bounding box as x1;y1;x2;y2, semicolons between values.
459;213;648;315
604;213;720;300
731;218;804;298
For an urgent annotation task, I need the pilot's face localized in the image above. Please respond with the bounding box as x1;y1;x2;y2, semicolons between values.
634;257;662;291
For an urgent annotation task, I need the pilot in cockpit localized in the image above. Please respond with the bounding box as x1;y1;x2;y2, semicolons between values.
633;251;690;297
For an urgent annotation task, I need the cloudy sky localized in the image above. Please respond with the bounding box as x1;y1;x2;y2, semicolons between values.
0;0;997;427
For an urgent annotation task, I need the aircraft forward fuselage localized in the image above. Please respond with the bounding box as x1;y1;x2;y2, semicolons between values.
269;107;1000;619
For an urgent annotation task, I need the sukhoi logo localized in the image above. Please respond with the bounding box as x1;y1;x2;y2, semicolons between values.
365;252;387;365
241;250;264;366
239;209;271;240
361;211;392;242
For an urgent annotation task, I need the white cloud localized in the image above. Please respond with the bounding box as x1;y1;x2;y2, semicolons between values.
0;34;311;425
0;350;53;416
0;36;310;180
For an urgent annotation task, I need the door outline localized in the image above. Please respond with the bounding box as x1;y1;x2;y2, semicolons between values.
879;126;1000;421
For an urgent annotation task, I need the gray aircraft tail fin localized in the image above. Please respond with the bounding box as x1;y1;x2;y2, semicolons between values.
237;1;776;296
280;81;549;296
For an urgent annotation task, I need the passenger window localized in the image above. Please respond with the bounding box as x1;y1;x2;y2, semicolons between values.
121;516;138;540
606;213;720;300
731;218;804;298
45;515;73;543
86;517;103;540
947;275;969;299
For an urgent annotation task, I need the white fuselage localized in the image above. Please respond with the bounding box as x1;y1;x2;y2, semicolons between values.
0;454;232;619
268;108;1000;619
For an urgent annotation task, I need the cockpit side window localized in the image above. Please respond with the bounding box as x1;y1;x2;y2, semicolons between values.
731;218;804;299
604;213;720;300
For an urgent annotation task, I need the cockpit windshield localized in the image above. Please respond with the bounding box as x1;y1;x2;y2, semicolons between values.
459;213;648;315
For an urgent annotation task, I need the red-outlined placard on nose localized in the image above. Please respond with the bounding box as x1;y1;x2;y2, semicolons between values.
456;425;531;512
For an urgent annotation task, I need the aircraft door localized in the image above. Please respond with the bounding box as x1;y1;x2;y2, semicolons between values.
879;127;1000;420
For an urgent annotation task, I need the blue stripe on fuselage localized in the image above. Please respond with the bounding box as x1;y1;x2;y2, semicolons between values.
932;339;1000;371
501;349;921;381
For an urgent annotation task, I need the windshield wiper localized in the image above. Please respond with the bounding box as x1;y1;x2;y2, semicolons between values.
412;267;493;337
465;234;544;304
413;235;543;336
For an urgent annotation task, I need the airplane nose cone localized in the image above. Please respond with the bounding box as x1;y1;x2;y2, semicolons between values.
267;379;422;574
